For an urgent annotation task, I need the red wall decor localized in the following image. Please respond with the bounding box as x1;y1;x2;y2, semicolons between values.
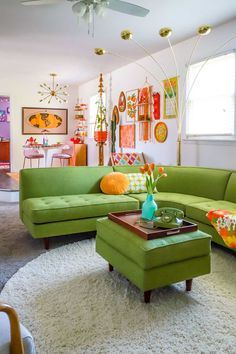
153;92;160;120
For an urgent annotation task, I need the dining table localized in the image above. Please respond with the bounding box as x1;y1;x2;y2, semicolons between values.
23;143;63;167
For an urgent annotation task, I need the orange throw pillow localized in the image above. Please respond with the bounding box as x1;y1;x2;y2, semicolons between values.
100;172;129;195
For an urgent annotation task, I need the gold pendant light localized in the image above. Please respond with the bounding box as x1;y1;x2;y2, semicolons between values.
38;73;69;104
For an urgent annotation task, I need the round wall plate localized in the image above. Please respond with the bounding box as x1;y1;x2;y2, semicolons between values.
154;122;168;143
118;91;126;112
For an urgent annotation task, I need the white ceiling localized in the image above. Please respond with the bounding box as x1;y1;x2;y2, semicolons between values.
0;0;236;85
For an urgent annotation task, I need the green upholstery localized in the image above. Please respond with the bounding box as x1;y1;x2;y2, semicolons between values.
129;192;211;211
97;218;211;270
184;217;231;249
96;218;211;292
157;166;231;200
23;194;138;224
20;166;113;218
19;165;236;251
186;200;236;226
224;172;236;203
113;165;142;173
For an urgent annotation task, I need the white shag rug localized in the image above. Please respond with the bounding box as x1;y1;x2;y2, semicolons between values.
1;239;236;354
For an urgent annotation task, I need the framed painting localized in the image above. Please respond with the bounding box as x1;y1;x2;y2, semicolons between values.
22;107;68;135
163;76;178;119
119;124;135;148
126;89;138;123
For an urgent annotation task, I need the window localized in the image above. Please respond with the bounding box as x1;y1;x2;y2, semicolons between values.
186;52;235;138
88;93;106;138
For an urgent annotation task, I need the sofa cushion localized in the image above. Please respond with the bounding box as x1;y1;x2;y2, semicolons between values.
126;173;147;193
23;194;139;224
224;172;236;203
100;172;129;195
186;200;236;226
156;167;231;200
128;192;212;212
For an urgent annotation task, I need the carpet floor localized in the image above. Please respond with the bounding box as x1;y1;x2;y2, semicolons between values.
0;202;94;292
1;238;236;354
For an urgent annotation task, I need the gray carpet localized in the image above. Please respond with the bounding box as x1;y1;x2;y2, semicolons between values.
0;202;95;292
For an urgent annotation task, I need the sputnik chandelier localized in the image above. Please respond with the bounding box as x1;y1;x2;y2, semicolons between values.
38;73;69;104
94;25;236;165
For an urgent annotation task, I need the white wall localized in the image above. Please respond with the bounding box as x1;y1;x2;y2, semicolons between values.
79;19;236;169
0;76;78;171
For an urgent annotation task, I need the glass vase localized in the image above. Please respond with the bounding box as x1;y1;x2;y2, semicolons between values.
141;193;158;220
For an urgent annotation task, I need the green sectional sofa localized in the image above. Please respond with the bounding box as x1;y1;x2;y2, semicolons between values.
20;165;236;252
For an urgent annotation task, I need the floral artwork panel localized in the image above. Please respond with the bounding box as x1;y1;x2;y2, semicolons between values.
119;124;135;148
163;76;178;119
126;89;138;122
22;107;68;135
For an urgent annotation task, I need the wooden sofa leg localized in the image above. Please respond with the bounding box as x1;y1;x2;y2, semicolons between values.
186;279;193;291
108;263;113;272
144;290;151;303
43;238;50;250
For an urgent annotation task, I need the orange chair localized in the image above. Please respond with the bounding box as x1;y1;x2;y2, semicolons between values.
23;148;44;168
51;144;73;167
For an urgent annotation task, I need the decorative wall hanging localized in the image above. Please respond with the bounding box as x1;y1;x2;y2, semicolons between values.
154;122;168;143
163;76;178;119
119;124;135;148
139;122;152;143
137;83;152;142
111;105;119;153
112;105;119;124
138;85;153;121
94;73;108;166
126;90;138;123
38;73;69;104
22;107;68;135
153;92;160;120
118;91;126;112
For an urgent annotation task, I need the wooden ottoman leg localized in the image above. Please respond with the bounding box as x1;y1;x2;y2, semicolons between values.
144;290;151;303
109;263;114;272
186;279;193;291
43;238;50;250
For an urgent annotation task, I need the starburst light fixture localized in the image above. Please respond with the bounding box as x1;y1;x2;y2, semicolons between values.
38;73;69;104
95;25;236;165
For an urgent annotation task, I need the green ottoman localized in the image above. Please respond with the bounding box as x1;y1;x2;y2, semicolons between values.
96;217;211;303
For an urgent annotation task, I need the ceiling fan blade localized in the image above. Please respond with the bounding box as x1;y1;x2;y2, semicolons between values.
21;0;63;5
107;0;149;17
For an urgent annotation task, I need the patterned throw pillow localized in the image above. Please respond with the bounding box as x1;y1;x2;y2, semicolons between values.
126;173;147;194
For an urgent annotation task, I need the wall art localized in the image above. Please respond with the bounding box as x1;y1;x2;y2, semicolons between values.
126;89;138;123
118;91;126;112
112;105;119;124
153;92;160;120
138;85;153;121
119;124;135;148
154;122;168;143
163;76;178;119
22;107;68;135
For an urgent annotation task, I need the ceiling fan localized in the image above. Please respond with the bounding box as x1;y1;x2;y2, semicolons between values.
21;0;149;36
21;0;149;17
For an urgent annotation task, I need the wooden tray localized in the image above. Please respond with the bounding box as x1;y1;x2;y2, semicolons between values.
108;210;198;240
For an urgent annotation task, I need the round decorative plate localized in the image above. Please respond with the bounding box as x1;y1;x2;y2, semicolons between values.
154;122;168;143
112;105;119;124
118;91;126;112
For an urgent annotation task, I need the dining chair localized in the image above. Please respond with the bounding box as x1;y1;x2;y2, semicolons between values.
51;144;73;167
0;303;36;354
23;148;44;168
